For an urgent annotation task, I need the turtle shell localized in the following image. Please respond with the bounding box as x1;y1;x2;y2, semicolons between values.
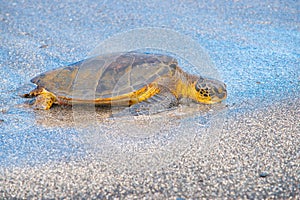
31;52;178;100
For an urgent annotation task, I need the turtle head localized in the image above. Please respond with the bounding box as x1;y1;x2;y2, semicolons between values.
193;76;227;104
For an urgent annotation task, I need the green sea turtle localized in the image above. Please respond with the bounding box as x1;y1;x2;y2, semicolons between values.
23;52;227;115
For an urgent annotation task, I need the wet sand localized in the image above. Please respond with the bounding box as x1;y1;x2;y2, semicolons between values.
1;98;299;198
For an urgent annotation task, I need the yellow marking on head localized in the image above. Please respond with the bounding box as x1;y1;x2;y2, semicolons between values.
192;84;213;104
193;78;227;104
174;80;221;104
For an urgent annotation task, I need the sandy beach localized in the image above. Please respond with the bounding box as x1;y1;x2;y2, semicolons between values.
0;0;299;198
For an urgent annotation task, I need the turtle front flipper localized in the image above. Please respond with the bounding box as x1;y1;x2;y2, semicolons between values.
113;87;179;117
26;88;57;110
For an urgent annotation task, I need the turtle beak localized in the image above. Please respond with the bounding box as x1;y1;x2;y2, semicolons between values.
211;83;227;102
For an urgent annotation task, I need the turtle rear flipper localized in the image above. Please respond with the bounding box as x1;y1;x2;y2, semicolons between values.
27;88;58;110
112;87;178;117
32;94;56;110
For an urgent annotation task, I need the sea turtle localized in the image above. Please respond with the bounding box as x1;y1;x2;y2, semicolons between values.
23;52;227;115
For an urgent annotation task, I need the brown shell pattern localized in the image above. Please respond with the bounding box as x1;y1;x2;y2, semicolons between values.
31;52;178;100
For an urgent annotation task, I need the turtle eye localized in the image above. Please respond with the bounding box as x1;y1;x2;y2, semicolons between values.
195;83;201;92
197;76;205;84
169;64;177;69
196;77;206;91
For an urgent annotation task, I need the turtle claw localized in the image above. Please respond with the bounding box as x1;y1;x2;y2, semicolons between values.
20;93;32;98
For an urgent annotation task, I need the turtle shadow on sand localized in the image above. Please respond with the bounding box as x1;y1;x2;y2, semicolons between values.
31;104;111;128
31;101;227;129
